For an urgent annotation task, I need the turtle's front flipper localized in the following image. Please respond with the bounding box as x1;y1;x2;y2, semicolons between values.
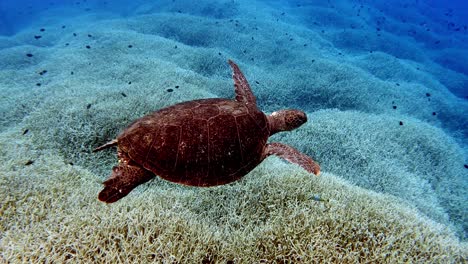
264;142;320;175
228;60;257;110
98;163;154;203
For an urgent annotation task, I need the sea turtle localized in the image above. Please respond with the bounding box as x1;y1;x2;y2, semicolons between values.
94;60;320;203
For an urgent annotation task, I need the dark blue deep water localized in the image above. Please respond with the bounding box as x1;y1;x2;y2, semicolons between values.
1;0;467;93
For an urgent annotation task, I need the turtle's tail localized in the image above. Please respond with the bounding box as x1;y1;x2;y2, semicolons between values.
93;139;118;152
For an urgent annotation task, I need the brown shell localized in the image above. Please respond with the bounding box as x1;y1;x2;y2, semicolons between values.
117;98;269;186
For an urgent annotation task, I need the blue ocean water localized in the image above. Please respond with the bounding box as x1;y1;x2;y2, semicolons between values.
1;0;467;91
0;0;467;261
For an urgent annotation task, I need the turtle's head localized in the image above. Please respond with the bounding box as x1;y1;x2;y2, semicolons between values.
267;109;307;135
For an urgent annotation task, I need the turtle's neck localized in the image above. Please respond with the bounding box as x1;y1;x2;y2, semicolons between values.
266;112;285;136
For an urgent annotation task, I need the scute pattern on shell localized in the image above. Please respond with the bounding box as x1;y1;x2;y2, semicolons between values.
118;98;269;186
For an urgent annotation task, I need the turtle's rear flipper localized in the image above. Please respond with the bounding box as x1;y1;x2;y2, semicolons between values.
98;163;154;203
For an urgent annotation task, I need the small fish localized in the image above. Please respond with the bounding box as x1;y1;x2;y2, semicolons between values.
312;195;328;202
